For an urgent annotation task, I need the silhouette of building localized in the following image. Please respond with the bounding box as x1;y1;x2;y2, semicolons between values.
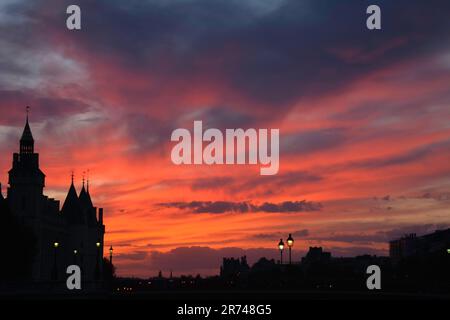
1;114;105;285
220;256;249;278
389;233;418;262
301;247;331;264
390;229;450;262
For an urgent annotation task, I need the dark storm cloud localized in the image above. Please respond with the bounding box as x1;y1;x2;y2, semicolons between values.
351;139;450;169
2;0;450;154
257;201;322;212
7;0;449;112
186;107;257;130
124;106;257;152
158;201;251;214
158;200;322;213
123;113;175;151
281;128;348;155
0;90;92;125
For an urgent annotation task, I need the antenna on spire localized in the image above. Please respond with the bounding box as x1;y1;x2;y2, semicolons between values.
87;169;90;192
26;106;30;121
71;171;74;185
82;171;85;188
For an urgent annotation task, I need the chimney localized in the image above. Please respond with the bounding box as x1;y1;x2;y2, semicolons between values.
99;208;103;225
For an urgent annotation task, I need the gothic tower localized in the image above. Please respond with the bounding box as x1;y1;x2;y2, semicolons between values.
4;111;105;284
7;113;45;219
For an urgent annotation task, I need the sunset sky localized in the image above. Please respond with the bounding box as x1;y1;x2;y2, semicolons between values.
0;0;450;277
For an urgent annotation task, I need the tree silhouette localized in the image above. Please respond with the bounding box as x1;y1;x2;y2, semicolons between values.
102;257;116;289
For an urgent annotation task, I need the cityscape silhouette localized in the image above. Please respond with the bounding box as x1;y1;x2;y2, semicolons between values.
0;118;449;298
1;0;450;304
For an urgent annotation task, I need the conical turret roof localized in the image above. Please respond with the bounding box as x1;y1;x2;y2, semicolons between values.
20;117;34;143
79;184;93;209
61;182;86;225
79;183;98;225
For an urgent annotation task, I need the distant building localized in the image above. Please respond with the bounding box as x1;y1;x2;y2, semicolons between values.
389;233;418;262
301;247;331;264
389;229;450;262
220;256;249;278
301;247;390;274
0;115;105;285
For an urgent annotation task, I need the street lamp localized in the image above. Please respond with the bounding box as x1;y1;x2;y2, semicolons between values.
52;241;59;280
109;246;113;264
287;234;294;264
95;241;101;280
278;239;284;264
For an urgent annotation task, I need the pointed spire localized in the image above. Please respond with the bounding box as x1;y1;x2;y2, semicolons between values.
79;170;95;225
20;106;34;154
20;121;33;141
21;106;33;140
82;171;85;190
62;178;86;225
79;171;87;199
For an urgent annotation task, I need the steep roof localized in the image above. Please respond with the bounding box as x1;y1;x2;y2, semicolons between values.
80;182;99;225
79;185;93;210
20;117;34;143
61;183;86;225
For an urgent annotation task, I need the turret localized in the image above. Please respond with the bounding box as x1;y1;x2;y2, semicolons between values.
20;110;34;154
79;178;97;225
61;175;85;225
7;110;45;217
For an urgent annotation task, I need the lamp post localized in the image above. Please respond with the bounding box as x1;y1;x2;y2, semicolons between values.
287;234;294;264
109;246;113;264
278;239;284;265
52;241;59;280
95;241;101;280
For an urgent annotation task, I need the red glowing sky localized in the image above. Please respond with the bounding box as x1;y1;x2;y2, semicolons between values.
0;0;450;277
